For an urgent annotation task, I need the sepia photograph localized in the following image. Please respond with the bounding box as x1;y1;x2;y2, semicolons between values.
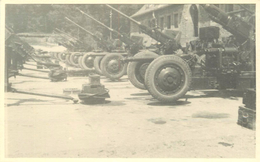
1;0;257;159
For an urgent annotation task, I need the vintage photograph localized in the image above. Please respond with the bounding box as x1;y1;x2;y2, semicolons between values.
3;3;256;158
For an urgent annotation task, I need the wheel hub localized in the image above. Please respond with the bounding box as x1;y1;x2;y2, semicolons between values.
107;59;119;72
61;53;66;60
157;67;182;91
73;55;79;64
84;56;94;68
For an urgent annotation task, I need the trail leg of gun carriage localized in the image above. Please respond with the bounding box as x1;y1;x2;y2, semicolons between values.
5;4;255;158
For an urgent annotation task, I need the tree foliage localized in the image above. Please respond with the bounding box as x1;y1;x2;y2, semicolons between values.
6;4;143;39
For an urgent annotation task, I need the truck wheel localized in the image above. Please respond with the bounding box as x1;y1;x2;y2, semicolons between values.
145;55;192;102
94;56;104;75
100;53;126;80
69;53;81;67
127;51;158;90
81;53;95;70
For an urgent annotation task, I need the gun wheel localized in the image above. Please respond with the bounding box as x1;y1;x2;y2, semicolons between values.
65;54;72;66
69;53;81;67
100;53;126;80
77;56;84;69
145;55;192;102
127;51;158;90
94;56;104;75
81;53;95;70
57;53;67;62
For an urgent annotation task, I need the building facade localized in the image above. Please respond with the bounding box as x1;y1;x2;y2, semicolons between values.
130;4;255;46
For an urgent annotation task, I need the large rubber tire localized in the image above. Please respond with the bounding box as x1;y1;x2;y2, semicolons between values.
127;51;158;90
100;53;127;80
81;53;95;70
78;56;84;69
69;53;81;67
65;54;73;66
57;53;67;62
93;56;104;75
145;55;192;102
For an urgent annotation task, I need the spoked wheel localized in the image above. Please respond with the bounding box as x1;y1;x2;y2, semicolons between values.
93;56;104;75
100;53;127;80
145;55;192;102
57;53;67;62
69;53;81;67
127;51;158;90
81;53;95;70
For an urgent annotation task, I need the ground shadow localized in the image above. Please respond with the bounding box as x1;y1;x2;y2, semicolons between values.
183;89;243;100
130;92;150;96
192;111;230;119
80;100;126;106
147;100;191;107
104;78;128;83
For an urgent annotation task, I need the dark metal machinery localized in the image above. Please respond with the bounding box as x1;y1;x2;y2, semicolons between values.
106;4;255;102
106;4;194;90
65;17;129;80
5;27;77;103
5;27;66;84
75;9;145;80
78;74;110;103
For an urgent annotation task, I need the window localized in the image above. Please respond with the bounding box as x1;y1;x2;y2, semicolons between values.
160;17;164;30
173;13;179;28
167;15;171;29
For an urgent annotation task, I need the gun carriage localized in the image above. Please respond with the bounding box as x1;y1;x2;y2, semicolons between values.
76;8;145;79
5;27;80;103
64;17;126;79
106;4;255;102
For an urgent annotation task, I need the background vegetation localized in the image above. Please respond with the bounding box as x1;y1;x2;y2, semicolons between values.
6;4;143;41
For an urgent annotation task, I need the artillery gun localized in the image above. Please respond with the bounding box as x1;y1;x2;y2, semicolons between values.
76;8;142;55
51;28;94;69
76;8;144;77
106;4;191;90
107;4;255;102
65;17;129;80
5;27;67;89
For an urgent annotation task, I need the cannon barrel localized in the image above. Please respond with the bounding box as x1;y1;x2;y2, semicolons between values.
65;17;97;38
200;4;254;43
55;28;83;44
105;4;178;46
53;30;75;46
65;17;113;52
76;8;134;46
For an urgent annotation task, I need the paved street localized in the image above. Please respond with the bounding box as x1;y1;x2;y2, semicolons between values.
4;66;255;158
